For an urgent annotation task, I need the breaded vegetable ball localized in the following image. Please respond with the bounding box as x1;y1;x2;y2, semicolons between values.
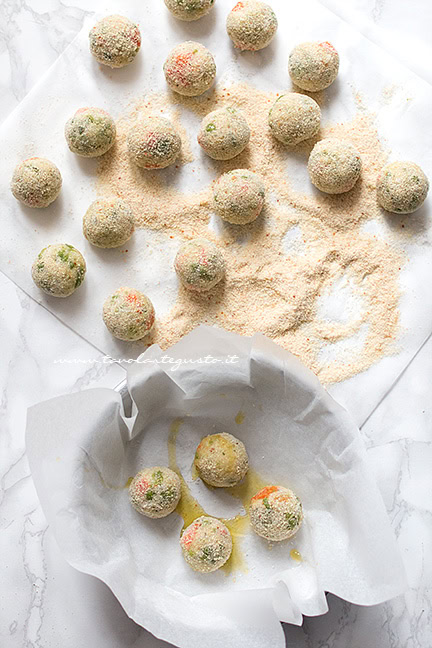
180;516;232;572
250;485;303;542
83;198;134;248
89;15;141;68
226;1;278;52
103;287;155;341
194;432;249;487
269;93;321;146
65;107;116;158
289;41;340;92
213;169;265;224
129;467;181;518
175;238;225;292
11;157;62;208
198;107;250;160
308;138;362;194
164;41;216;97
128;116;182;169
376;161;429;214
31;244;86;298
164;0;215;21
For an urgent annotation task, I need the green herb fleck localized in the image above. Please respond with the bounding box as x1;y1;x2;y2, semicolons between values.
75;267;85;288
161;487;175;500
152;470;164;485
200;546;216;563
57;249;70;263
285;512;300;529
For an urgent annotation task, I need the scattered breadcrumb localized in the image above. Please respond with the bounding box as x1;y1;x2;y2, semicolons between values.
97;83;405;384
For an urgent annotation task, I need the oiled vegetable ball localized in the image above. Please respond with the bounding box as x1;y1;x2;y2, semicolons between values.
194;432;249;487
164;41;216;97
83;198;134;248
31;244;86;298
376;161;429;214
11;157;62;208
89;15;141;68
269;93;321;146
226;1;278;51
175;238;225;292
129;467;181;518
250;485;303;542
128;116;182;169
213;169;265;224
289;41;340;92
65;107;116;158
180;516;232;572
308;138;362;194
164;0;215;21
198;107;250;160
103;287;155;341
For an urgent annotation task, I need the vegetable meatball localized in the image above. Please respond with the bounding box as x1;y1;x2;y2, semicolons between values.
198;107;250;160
269;93;321;146
213;169;265;224
226;1;278;52
65;107;116;158
289;41;340;92
194;432;249;487
102;287;155;341
250;485;303;542
129;467;181;518
31;244;86;298
127;116;182;169
89;15;141;68
11;157;62;208
83;198;134;248
180;516;232;572
308;138;362;194
164;41;216;97
164;0;215;22
175;238;225;292
376;161;429;214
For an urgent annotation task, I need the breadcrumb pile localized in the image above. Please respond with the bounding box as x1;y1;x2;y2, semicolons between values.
97;83;405;384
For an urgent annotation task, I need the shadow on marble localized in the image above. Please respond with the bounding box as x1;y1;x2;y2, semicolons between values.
283;592;416;648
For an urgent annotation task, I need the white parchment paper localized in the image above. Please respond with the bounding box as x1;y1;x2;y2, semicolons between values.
2;0;432;428
26;326;407;648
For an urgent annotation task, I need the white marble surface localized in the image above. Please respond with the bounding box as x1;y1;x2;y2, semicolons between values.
0;1;431;647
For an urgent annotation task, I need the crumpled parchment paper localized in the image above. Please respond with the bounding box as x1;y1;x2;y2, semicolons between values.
26;326;407;648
